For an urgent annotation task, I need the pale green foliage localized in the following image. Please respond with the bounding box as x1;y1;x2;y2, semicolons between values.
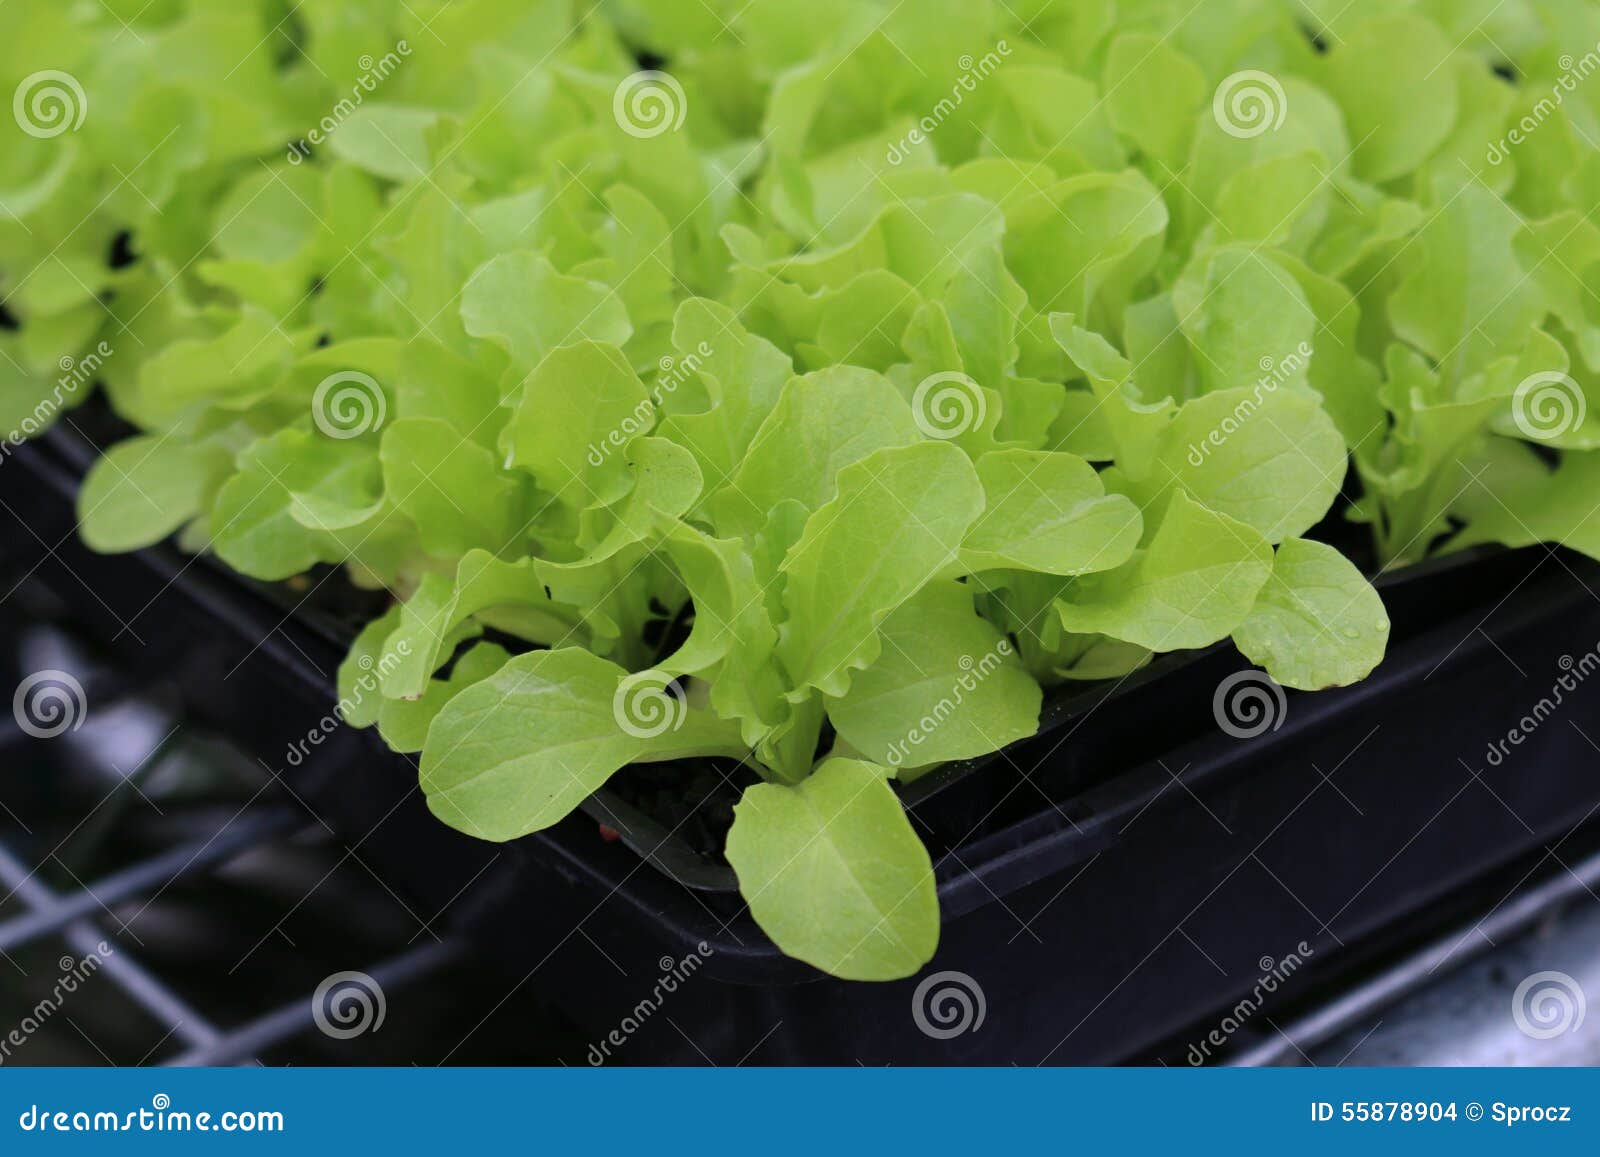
724;758;939;981
24;0;1600;980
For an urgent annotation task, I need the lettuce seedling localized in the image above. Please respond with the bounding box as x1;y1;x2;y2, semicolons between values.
5;0;1597;979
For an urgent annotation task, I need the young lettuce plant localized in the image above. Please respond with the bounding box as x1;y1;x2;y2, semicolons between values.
4;0;1594;978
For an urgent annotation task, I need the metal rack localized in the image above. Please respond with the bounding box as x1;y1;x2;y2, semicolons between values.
0;652;464;1067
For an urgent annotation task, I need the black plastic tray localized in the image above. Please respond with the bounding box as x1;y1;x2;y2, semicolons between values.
5;424;1600;1065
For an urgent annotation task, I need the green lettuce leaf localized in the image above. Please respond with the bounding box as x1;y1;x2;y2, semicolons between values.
1233;538;1390;690
1057;491;1273;651
725;758;938;981
777;441;985;698
827;581;1042;773
421;648;747;842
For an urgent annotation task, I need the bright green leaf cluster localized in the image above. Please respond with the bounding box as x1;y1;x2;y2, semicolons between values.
10;0;1600;980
